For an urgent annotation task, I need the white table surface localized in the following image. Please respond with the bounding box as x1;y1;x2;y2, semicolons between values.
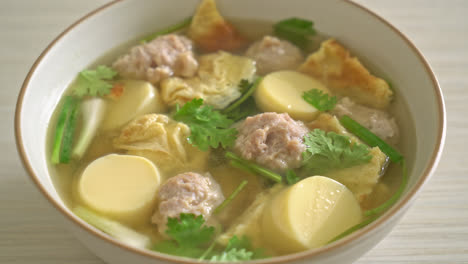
1;0;467;263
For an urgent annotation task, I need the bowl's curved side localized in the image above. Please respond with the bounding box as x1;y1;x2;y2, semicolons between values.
15;0;446;263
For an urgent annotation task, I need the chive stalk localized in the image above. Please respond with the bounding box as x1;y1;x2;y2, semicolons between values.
214;180;248;214
225;152;282;183
339;115;403;163
140;17;192;43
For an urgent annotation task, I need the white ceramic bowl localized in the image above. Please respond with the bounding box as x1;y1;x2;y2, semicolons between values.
15;0;445;263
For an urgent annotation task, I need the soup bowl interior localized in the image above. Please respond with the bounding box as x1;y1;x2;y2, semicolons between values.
15;0;445;263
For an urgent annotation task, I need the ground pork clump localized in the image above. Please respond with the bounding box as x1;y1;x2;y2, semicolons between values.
151;172;224;234
245;36;303;75
113;34;198;84
234;112;309;172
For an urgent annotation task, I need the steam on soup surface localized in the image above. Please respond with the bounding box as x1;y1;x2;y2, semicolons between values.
48;0;409;261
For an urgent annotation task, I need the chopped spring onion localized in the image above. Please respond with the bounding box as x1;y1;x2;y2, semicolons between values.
74;206;150;248
225;152;282;183
51;96;80;164
302;89;337;112
140;17;192;43
339;115;404;163
224;97;258;122
214;180;248;214
72;98;107;159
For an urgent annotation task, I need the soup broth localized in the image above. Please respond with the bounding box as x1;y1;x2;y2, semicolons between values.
47;2;415;260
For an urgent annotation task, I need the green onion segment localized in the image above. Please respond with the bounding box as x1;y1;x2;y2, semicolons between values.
51;96;80;164
339;115;403;163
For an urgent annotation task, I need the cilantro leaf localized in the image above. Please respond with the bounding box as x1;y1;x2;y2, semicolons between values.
165;213;215;248
302;129;372;173
285;169;300;185
302;89;337;111
273;17;316;49
210;236;255;262
73;65;117;97
210;248;254;262
153;214;215;258
174;98;238;151
207;235;266;261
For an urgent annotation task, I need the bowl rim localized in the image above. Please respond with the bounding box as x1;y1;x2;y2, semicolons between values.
14;0;446;263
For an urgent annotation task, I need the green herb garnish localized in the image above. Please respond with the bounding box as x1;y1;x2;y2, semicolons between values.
154;214;263;261
302;89;337;111
285;169;300;185
210;248;254;262
222;78;262;121
153;214;215;258
385;79;394;92
225;151;283;183
173;98;238;151
273;17;316;49
238;79;254;94
51;96;80;164
73;65;117;97
209;236;255;262
326;117;407;243
73;206;150;248
140;17;192;43
214;180;248;214
339;115;403;163
302;129;372;174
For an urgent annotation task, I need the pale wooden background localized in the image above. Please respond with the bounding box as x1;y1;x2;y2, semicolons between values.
1;0;467;263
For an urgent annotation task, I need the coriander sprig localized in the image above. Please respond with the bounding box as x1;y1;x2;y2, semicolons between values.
302;89;337;111
73;65;117;97
153;214;262;261
173;99;238;151
153;214;214;258
273;17;316;49
302;129;372;174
